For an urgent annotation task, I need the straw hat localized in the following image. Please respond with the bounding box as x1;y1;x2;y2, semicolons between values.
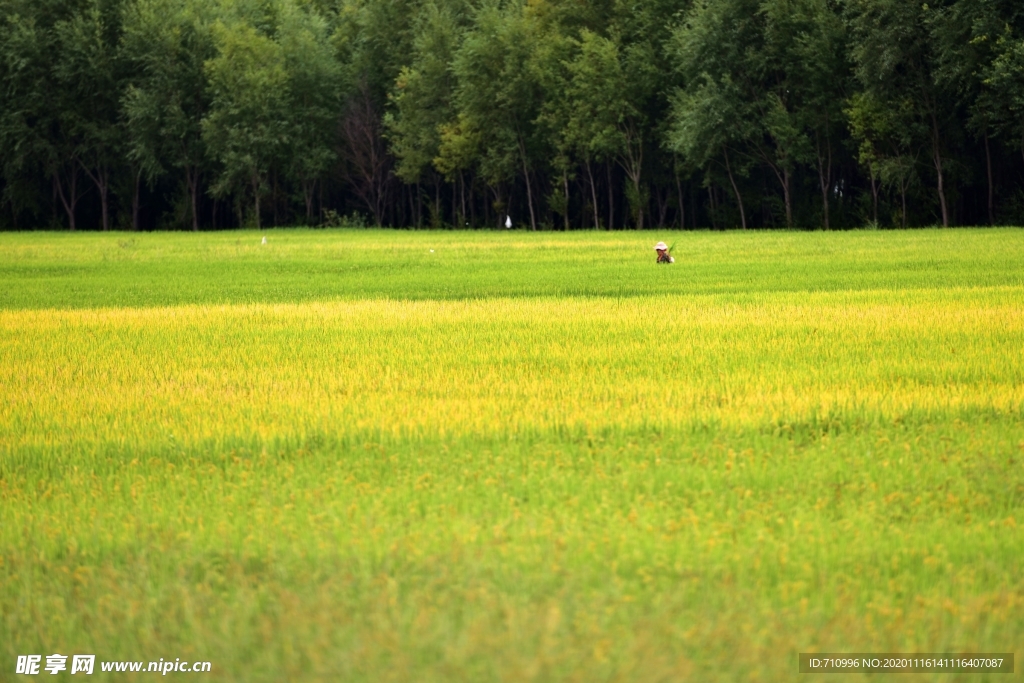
654;241;668;251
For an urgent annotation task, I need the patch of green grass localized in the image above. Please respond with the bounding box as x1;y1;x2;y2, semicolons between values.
1;228;1022;309
1;229;1022;682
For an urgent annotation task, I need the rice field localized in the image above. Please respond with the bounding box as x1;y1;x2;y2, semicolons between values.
1;229;1023;682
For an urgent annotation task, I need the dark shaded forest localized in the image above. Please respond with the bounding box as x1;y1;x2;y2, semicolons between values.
2;0;1024;231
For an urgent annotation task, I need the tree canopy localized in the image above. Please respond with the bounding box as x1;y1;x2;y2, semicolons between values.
2;0;1024;230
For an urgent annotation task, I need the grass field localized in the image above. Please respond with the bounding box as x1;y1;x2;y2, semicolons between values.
1;228;1023;682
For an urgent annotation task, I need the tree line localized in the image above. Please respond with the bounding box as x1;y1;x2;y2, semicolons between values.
2;0;1024;231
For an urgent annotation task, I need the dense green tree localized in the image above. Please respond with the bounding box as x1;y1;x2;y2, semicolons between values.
668;0;761;228
122;0;215;231
4;0;1024;230
53;0;126;231
847;0;956;227
565;29;656;229
334;0;418;103
0;0;50;226
932;2;1024;224
671;0;855;228
385;0;467;227
437;1;546;230
530;17;573;230
333;0;418;225
610;0;677;228
202;19;290;229
762;0;850;228
278;1;343;224
846;90;919;227
386;2;463;185
1;0;92;229
986;35;1024;160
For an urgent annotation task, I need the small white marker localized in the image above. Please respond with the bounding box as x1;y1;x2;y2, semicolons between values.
430;249;434;253
505;215;512;229
261;236;267;244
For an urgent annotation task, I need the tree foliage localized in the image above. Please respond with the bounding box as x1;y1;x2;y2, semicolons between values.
2;0;1024;230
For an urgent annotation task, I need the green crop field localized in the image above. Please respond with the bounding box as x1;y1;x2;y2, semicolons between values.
1;228;1023;682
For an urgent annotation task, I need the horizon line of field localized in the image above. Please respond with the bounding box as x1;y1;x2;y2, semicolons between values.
3;225;1023;235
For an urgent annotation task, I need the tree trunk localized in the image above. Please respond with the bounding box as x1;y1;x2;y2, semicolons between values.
586;160;600;229
461;172;468;227
252;173;261;230
575;176;585;228
984;131;994;225
815;130;832;230
708;185;717;230
675;166;685;230
870;170;879;225
622;153;644;229
562;169;570;231
132;167;142;231
931;112;949;227
434;177;441;228
53;165;80;231
186;167;200;232
657;185;669;227
782;168;793;228
81;163;110;231
691;184;697;230
517;134;537;231
469;176;477;229
618;125;645;230
272;171;280;227
756;143;792;228
606;162;614;230
415;181;422;228
723;147;747;230
485;184;492;228
630;174;644;230
99;176;109;231
900;176;908;229
304;180;315;224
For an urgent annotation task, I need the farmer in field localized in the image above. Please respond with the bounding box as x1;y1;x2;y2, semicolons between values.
654;241;674;264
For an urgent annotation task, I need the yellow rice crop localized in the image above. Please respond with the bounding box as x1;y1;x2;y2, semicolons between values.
2;288;1021;452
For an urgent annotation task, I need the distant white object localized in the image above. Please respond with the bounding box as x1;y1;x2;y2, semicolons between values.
430;249;434;253
505;215;512;229
261;236;267;244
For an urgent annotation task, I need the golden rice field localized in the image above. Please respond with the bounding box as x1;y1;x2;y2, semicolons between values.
1;229;1023;682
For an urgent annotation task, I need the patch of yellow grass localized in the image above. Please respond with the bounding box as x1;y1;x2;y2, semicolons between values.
3;288;1021;451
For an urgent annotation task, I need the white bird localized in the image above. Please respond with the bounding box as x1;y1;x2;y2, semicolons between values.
261;236;267;244
505;215;512;229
